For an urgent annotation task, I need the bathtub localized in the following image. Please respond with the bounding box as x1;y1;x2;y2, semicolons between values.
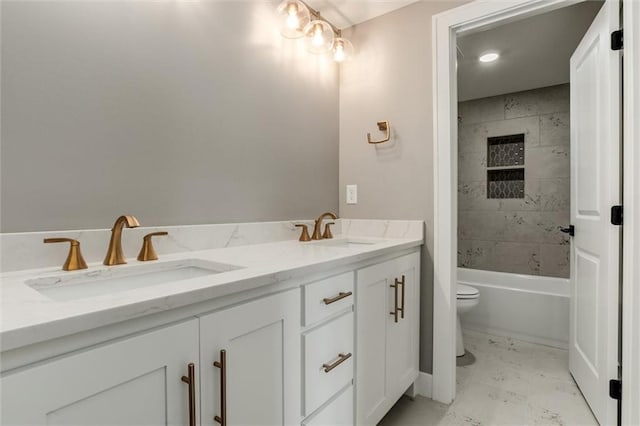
457;268;570;349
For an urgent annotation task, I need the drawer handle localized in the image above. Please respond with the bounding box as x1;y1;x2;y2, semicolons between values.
323;291;353;305
181;363;197;426
322;352;352;373
213;350;227;426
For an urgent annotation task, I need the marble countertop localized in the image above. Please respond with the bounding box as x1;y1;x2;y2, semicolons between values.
0;233;422;352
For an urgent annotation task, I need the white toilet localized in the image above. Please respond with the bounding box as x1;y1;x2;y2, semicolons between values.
456;284;480;357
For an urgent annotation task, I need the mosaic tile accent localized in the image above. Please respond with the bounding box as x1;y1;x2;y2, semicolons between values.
488;134;525;167
488;169;525;199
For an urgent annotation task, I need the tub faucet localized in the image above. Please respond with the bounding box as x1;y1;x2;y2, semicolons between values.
311;212;338;240
104;215;140;265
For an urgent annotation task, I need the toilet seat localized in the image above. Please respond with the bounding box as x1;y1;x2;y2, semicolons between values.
457;284;479;299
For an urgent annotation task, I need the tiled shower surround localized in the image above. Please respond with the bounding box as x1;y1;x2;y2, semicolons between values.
457;84;570;278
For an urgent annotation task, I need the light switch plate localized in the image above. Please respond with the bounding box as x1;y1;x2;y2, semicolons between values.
346;185;357;204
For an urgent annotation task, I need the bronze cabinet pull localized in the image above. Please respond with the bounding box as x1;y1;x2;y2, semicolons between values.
323;291;353;305
390;279;399;323
322;352;352;373
397;275;406;319
213;350;227;426
181;363;196;426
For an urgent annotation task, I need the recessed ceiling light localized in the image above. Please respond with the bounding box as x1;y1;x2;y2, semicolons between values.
479;52;499;63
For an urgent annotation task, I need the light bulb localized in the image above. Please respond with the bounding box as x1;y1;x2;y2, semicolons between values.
286;13;299;30
286;4;299;29
312;25;324;46
332;37;353;63
334;43;345;62
303;20;334;54
277;0;310;39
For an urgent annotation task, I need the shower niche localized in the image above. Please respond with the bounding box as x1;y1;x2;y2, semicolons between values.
487;134;525;199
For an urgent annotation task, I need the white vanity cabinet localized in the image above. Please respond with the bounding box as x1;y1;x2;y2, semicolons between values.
198;289;301;426
355;252;420;426
1;246;422;426
0;319;200;426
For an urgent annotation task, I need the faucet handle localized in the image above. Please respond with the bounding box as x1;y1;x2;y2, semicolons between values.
322;222;335;239
295;224;311;242
44;238;88;271
137;232;168;262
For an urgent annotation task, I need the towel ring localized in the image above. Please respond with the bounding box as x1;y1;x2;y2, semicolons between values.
367;121;390;144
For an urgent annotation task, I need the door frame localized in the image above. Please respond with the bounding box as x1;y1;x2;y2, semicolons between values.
621;1;640;425
432;2;638;420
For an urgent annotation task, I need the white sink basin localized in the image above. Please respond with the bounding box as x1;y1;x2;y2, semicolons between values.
26;259;243;301
308;238;385;248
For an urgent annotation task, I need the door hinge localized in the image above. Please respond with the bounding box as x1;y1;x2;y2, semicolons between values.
611;29;623;50
610;379;622;400
611;205;623;226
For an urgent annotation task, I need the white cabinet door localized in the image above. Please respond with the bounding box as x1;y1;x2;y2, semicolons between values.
199;289;301;426
356;252;420;426
0;319;199;426
386;252;420;398
356;260;392;426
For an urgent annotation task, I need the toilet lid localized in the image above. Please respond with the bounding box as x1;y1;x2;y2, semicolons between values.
457;284;479;299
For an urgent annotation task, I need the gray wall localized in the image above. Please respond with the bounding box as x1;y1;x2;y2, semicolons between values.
458;84;571;278
339;0;469;374
1;1;338;232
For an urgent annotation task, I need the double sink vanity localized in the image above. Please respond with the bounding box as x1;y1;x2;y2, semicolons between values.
0;217;423;426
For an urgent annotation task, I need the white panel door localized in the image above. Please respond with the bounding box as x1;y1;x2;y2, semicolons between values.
569;1;621;424
199;289;301;426
0;319;199;426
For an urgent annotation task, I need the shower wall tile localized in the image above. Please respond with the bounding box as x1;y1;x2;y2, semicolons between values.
492;242;541;274
540;112;570;146
459;151;487;181
525;146;570;179
539;243;570;278
504;84;570;119
458;84;570;279
459;116;541;154
459;95;505;125
539;178;570;212
457;239;541;275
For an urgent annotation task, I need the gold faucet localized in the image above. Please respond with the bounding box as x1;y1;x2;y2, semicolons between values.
311;212;338;240
104;215;140;265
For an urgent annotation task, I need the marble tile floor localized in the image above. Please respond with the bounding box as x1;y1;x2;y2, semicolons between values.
379;330;598;426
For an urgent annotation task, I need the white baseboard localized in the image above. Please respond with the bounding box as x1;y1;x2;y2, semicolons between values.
414;372;433;398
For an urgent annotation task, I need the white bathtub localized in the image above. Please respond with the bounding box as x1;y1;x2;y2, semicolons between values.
458;268;570;349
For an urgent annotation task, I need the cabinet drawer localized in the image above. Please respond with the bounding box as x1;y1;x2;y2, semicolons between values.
304;312;354;416
304;272;354;326
303;385;353;426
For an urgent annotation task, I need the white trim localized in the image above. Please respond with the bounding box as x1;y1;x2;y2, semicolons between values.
413;372;433;399
432;0;600;405
622;1;640;424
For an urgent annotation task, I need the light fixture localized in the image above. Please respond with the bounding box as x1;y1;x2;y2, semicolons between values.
332;37;354;63
277;0;310;39
303;19;334;54
277;0;354;63
479;52;500;63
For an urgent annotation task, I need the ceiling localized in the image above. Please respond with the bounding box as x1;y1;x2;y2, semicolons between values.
304;0;420;29
457;1;603;101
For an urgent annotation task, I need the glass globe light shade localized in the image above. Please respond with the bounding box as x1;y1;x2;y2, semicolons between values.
277;0;310;39
332;37;354;63
303;20;335;54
